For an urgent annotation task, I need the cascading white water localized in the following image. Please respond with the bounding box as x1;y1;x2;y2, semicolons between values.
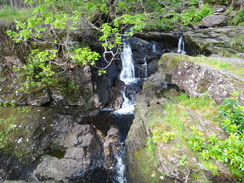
120;42;137;85
114;150;127;183
177;35;186;55
113;40;138;115
152;43;156;52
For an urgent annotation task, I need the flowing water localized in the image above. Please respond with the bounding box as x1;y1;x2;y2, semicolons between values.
112;37;148;182
177;35;186;55
113;39;140;115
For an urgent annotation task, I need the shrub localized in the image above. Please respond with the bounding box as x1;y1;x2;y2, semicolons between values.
219;92;244;134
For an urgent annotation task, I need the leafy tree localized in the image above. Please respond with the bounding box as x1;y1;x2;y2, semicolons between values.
7;0;146;86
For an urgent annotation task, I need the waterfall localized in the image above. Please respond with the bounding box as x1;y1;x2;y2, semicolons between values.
113;39;139;115
114;147;127;183
152;42;156;52
119;41;137;85
177;35;186;55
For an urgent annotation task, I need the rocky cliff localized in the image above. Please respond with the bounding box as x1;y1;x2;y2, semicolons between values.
125;53;244;183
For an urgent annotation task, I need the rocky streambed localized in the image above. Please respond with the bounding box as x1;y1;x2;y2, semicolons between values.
0;106;134;182
1;23;244;182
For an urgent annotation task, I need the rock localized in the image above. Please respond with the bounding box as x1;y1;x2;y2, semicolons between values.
26;87;51;106
213;5;226;15
163;13;174;18
0;55;96;108
34;124;104;181
202;15;227;27
125;75;184;183
158;53;244;105
184;26;244;56
34;125;123;182
0;106;123;182
103;127;122;169
125;53;241;182
110;79;125;110
4;56;22;68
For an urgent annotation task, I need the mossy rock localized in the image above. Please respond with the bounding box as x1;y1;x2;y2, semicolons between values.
0;106;53;161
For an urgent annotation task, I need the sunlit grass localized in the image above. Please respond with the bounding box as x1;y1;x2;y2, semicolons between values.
0;6;32;22
147;93;220;145
190;57;244;77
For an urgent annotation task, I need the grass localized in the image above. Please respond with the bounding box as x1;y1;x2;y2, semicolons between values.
145;93;226;178
148;93;244;179
0;6;32;22
190;56;244;77
147;93;220;145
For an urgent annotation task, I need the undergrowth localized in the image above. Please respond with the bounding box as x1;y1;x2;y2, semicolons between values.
0;6;32;22
146;92;244;179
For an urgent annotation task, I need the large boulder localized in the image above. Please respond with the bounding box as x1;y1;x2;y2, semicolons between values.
0;106;123;182
125;53;244;183
202;15;227;27
157;53;244;105
34;124;102;181
184;26;244;56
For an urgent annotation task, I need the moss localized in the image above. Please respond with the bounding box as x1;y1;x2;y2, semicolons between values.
158;53;190;73
159;53;244;78
228;35;244;52
198;78;211;93
202;160;219;176
0;106;52;161
131;146;165;183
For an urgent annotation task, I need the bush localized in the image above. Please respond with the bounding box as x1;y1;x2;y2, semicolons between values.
219;92;244;134
188;92;244;177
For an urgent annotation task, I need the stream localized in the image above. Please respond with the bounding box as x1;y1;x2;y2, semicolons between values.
0;34;186;183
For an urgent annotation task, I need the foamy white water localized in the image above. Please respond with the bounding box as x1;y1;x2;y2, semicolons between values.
177;35;186;55
114;151;127;183
113;41;137;115
120;42;137;85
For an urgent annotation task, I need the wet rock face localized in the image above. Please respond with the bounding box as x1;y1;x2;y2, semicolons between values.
0;107;123;182
129;34;179;76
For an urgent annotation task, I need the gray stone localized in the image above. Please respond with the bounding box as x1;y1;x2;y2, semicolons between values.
125;53;240;183
158;53;244;105
202;15;227;27
213;5;226;15
184;26;244;56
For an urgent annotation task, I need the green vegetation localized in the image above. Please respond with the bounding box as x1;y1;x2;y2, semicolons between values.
146;92;244;179
233;8;244;25
0;6;32;21
6;0;147;87
190;56;244;77
0;123;17;149
220;91;244;134
0;101;16;107
4;0;243;88
179;3;212;25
